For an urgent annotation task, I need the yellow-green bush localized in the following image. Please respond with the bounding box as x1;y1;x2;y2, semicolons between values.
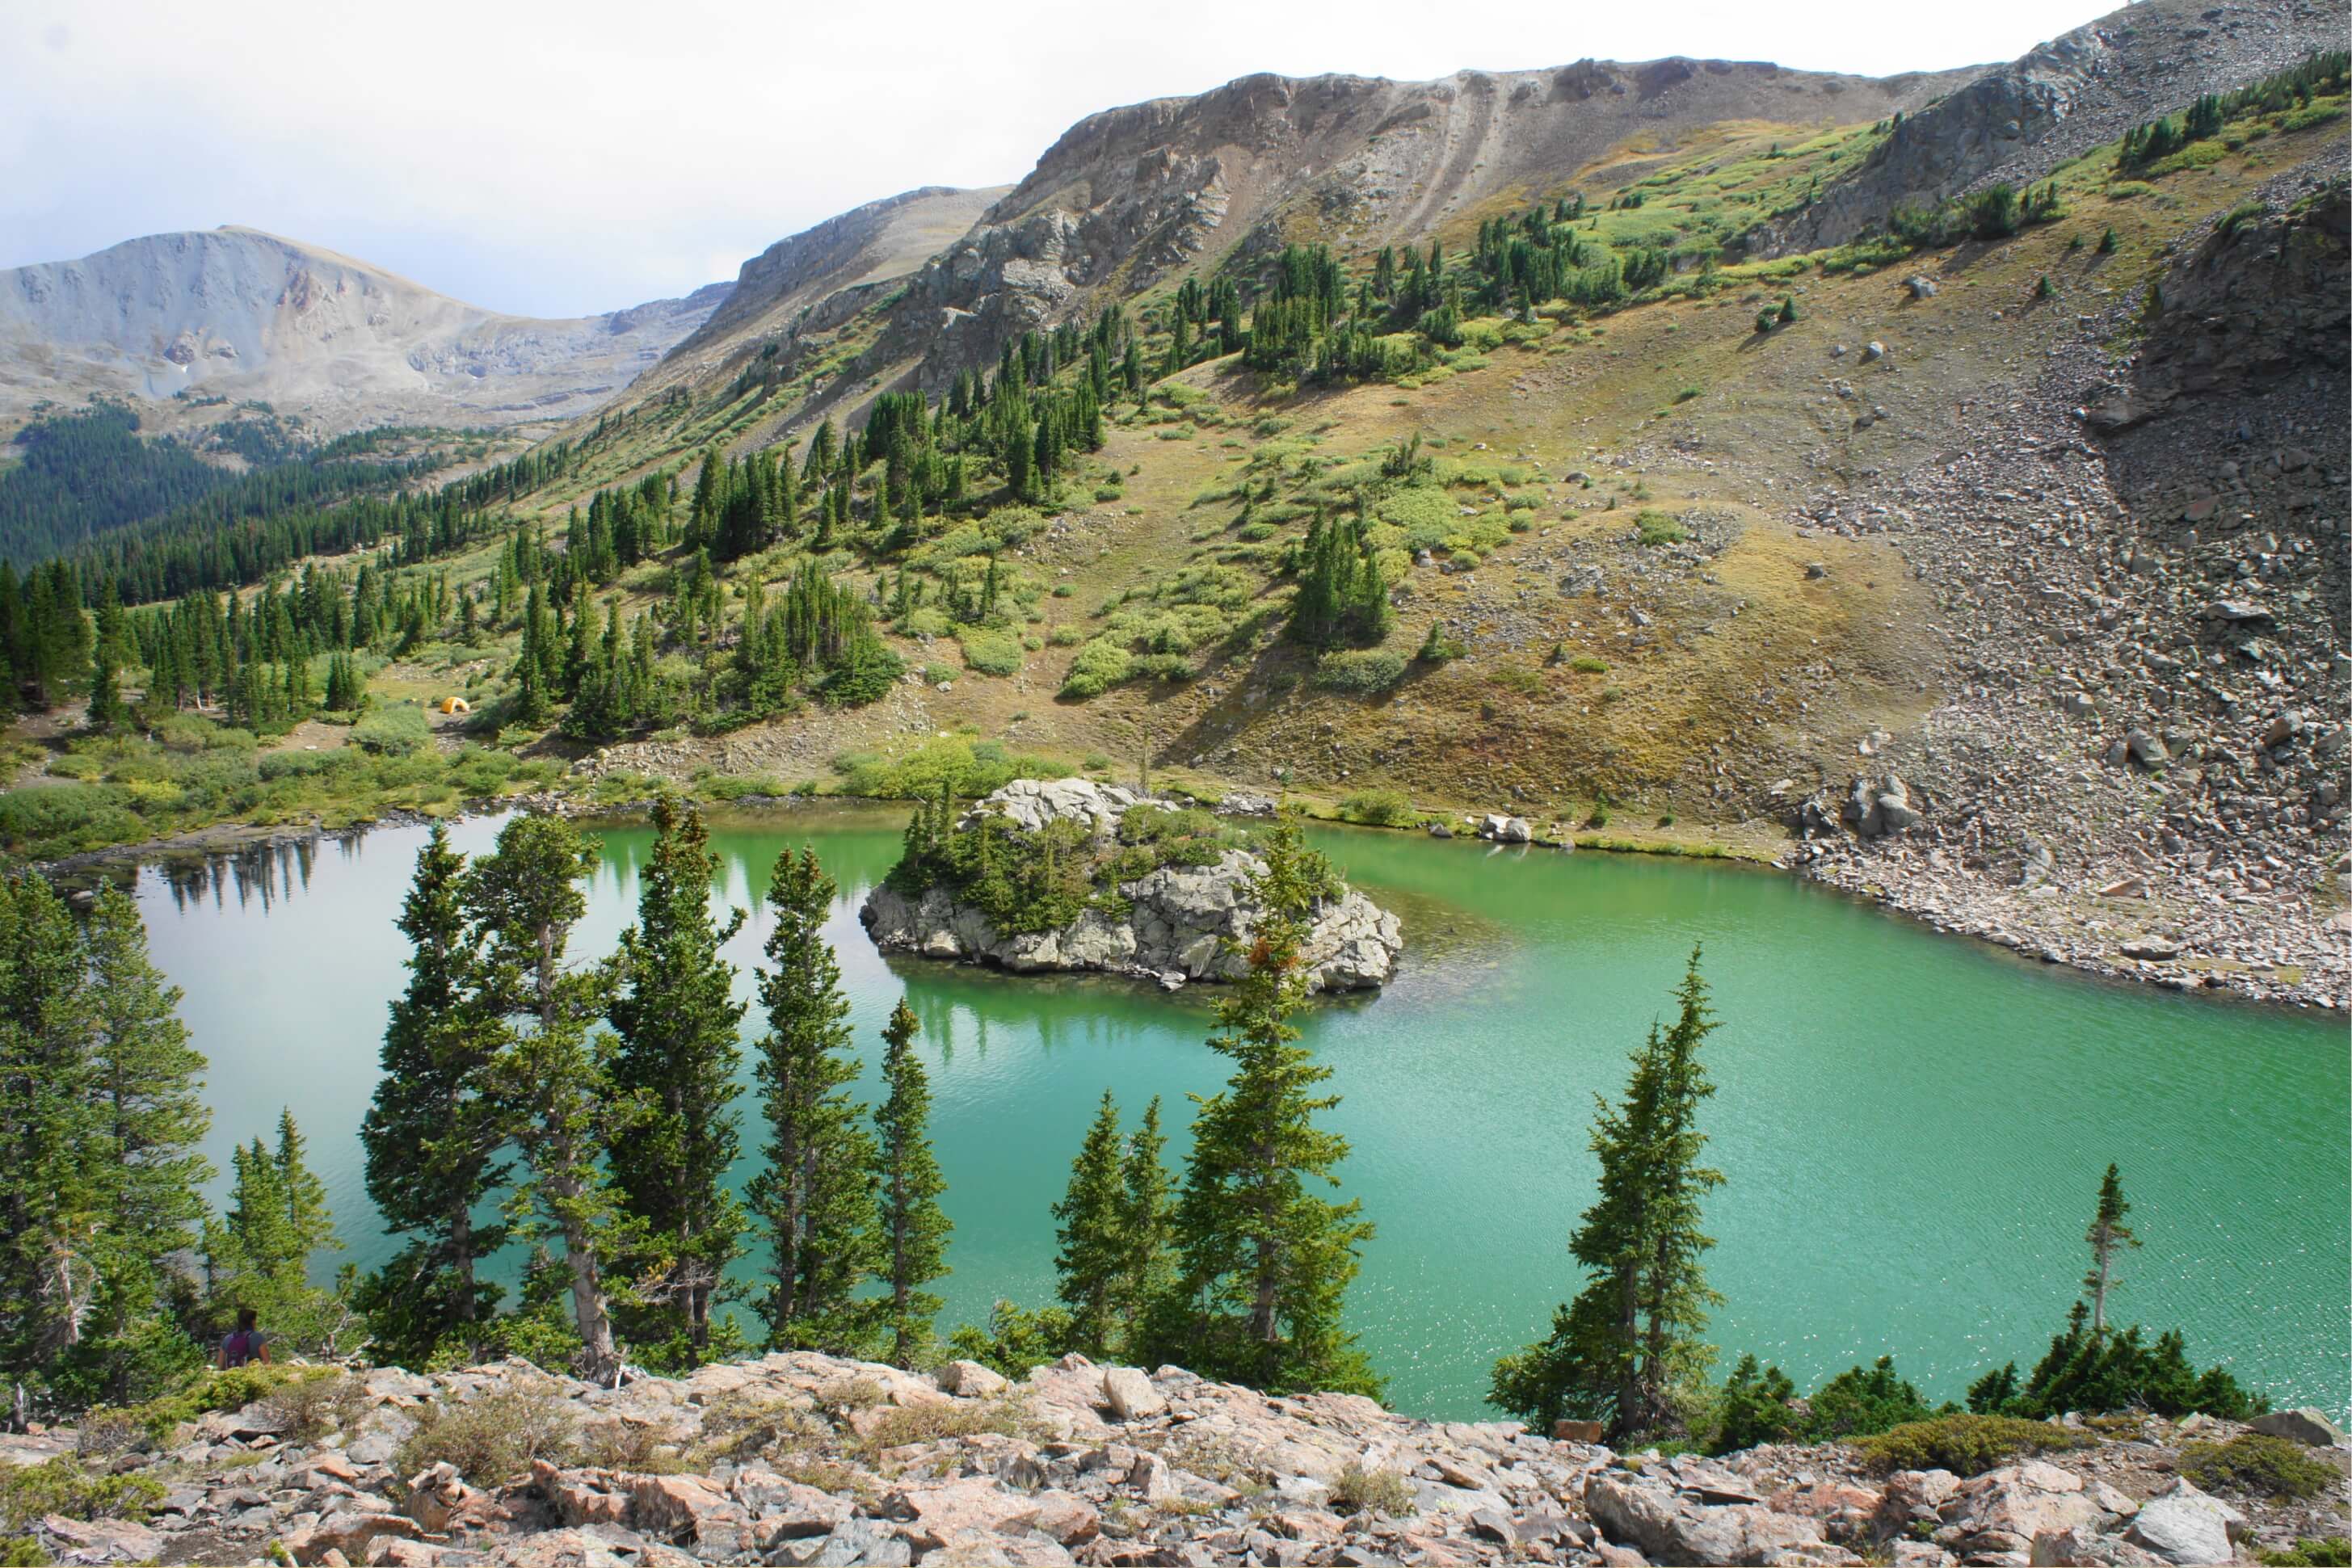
957;629;1024;677
391;1384;577;1486
0;1460;166;1533
1852;1415;2086;1476
2182;1435;2339;1500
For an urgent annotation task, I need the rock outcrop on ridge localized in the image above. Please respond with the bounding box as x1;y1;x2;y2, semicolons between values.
859;779;1403;992
11;1352;2346;1566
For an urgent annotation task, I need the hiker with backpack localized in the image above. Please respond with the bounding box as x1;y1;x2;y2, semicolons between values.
217;1307;271;1369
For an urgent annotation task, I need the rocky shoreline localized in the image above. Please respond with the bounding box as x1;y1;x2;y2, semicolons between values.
32;713;2342;1011
36;780;2341;1011
1766;164;2351;1015
6;1352;2346;1567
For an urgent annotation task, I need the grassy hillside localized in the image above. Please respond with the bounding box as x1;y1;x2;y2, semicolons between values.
6;64;2342;868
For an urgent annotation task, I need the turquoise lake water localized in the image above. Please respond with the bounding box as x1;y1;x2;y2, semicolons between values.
130;806;2350;1420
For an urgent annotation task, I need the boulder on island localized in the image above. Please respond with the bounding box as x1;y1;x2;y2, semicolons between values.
860;779;1403;991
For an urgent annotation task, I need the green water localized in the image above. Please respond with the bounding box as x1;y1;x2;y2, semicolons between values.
133;807;2350;1421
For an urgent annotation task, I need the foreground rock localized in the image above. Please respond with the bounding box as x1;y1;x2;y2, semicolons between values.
16;1352;2346;1567
860;780;1403;991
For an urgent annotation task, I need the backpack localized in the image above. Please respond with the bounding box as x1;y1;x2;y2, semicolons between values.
221;1329;259;1367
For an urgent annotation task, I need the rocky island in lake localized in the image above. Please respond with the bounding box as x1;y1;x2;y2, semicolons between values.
860;779;1403;990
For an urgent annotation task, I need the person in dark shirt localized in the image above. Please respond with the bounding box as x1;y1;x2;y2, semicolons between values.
217;1306;271;1369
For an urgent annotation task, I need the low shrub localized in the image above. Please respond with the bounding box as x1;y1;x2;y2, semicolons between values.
578;1420;686;1473
2260;1537;2352;1566
958;630;1024;677
852;1398;1028;1457
259;748;354;781
1339;788;1415;826
817;1377;886;1415
2181;1435;2339;1500
688;1393;825;1464
259;1372;369;1444
351;704;432;757
2219;200;2270;234
446;746;520;797
392;1384;578;1486
0;784;146;856
830;738;1068;801
81;1364;303;1444
1331;1462;1416;1516
0;1459;165;1534
1852;1415;2086;1476
1315;649;1409;696
1570;655;1609;675
1059;639;1134;699
1634;510;1687;547
700;772;793;802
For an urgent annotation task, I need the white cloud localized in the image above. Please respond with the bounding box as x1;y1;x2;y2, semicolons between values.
1;0;2114;317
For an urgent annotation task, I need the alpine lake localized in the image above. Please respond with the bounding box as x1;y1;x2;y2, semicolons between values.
126;805;2350;1422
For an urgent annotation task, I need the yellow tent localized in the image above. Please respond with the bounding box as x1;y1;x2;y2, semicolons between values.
437;696;471;715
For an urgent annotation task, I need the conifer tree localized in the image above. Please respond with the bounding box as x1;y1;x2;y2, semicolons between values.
0;872;115;1379
44;885;212;1402
746;847;880;1352
469;814;623;1374
2081;1162;2139;1335
1054;1091;1130;1356
86;633;126;732
275;1108;338;1267
870;998;949;1368
513;585;552;725
202;1112;356;1357
1490;948;1723;1440
1148;816;1378;1397
205;1137;297;1303
360;825;508;1364
1117;1096;1176;1328
608;796;750;1364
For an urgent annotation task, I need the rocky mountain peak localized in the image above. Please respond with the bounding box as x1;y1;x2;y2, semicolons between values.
0;226;730;433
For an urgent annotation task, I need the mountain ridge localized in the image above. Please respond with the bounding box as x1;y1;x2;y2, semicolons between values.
0;225;731;435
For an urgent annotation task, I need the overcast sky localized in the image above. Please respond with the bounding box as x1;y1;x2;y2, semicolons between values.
2;0;2116;319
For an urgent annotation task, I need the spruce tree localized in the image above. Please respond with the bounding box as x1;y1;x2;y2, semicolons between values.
2081;1162;2140;1335
746;847;878;1352
1117;1096;1176;1331
203;1112;356;1357
360;825;508;1365
86;636;126;732
469;814;623;1374
1490;948;1723;1440
69;885;212;1401
276;1109;338;1265
1149;815;1378;1397
0;879;210;1401
205;1137;297;1309
870;998;949;1368
1054;1091;1129;1356
608;796;749;1364
0;870;106;1380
